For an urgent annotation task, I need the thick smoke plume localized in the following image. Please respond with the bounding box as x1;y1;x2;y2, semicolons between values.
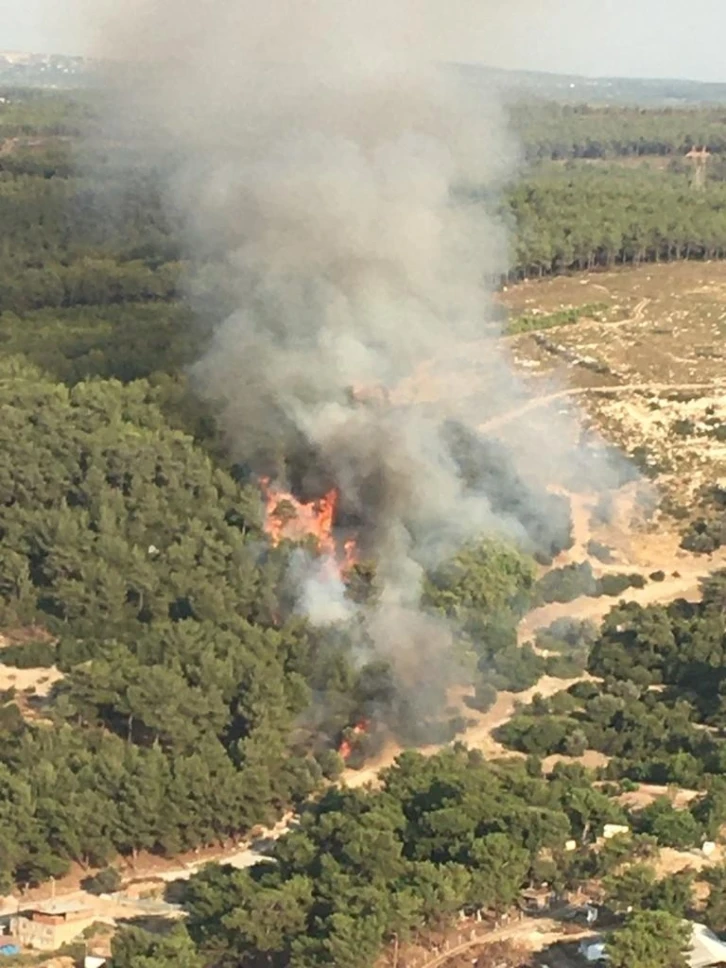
83;1;626;723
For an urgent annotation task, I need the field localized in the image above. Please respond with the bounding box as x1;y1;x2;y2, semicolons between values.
500;261;726;501
397;260;726;592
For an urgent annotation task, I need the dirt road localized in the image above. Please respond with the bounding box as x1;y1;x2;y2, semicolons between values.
342;675;589;789
480;381;726;435
0;815;293;917
413;914;592;968
519;573;706;644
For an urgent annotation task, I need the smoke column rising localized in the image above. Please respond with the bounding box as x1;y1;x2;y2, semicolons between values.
83;0;594;618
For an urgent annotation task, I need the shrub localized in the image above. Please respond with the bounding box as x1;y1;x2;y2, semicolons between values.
587;539;615;563
315;749;345;781
0;640;56;668
535;617;598;654
82;866;122;896
672;418;695;437
545;654;587;678
563;729;588;757
535;562;597;604
471;680;498;713
598;573;637;597
636;798;703;850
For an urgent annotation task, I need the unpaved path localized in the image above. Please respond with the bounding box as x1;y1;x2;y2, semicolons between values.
480;380;726;435
602;296;650;330
519;556;724;644
559;296;651;338
414;915;591;968
342;675;589;789
519;575;701;643
1;815;294;915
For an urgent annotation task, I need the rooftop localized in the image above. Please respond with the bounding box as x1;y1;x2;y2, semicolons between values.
581;922;726;968
24;900;91;917
690;923;726;968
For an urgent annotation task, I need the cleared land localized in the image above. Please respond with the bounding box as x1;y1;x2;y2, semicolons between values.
500;261;726;502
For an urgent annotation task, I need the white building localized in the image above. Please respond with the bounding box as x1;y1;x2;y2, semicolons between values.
579;922;726;968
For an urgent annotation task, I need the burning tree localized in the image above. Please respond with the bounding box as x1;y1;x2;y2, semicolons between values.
260;478;358;577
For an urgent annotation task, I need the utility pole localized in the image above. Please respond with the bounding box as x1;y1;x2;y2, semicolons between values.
392;932;399;968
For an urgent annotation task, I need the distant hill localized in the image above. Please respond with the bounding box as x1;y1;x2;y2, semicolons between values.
456;63;726;106
3;51;726;105
0;51;94;89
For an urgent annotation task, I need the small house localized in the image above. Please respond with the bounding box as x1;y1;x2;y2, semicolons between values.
579;922;726;968
520;886;554;912
10;900;97;951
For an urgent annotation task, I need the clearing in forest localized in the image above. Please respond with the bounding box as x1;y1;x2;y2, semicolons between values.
499;261;726;504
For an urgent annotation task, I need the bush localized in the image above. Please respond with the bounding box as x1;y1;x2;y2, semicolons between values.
470;680;498;713
498;715;572;756
563;729;588;757
535;617;598;654
598;573;642;597
636;798;703;850
506;302;609;336
681;515;726;554
545;654;587;678
535;562;597;604
569;681;600;702
315;749;345;781
490;644;546;692
0;640;56;668
82;866;122;896
587;539;615;563
672;419;695;437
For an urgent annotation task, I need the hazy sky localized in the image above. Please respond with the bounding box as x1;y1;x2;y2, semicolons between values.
2;0;723;83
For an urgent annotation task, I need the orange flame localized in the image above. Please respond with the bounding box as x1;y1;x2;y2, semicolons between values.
343;538;359;572
261;479;359;576
338;719;370;761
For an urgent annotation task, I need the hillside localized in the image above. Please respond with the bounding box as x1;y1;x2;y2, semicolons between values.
4;66;726;968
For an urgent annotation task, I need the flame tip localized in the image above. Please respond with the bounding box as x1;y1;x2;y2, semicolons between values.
261;479;359;577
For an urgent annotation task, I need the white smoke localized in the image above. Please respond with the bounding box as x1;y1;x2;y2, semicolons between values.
80;0;624;633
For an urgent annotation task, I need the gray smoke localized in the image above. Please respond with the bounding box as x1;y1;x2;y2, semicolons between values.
83;0;619;623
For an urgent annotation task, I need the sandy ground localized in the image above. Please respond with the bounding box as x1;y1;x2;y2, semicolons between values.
518;570;710;644
342;675;592;789
0;665;63;696
389;916;595;968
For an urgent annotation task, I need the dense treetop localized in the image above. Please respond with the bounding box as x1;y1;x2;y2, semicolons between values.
174;747;622;968
512;101;726;161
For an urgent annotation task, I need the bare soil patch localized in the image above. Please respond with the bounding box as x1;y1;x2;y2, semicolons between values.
343;675;591;789
499;262;726;504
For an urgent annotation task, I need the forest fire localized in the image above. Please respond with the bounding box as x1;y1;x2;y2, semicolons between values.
338;720;370;761
261;479;358;575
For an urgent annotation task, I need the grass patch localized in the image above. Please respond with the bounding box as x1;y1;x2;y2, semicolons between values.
506;301;610;336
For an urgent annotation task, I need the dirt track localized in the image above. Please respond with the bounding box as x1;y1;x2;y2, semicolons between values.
342;675;588;789
412;915;590;968
479;381;726;434
518;570;711;643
